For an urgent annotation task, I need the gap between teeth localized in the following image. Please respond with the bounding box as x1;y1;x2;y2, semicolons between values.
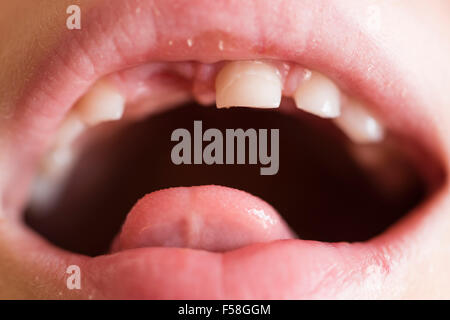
214;60;384;143
52;60;384;156
31;59;385;209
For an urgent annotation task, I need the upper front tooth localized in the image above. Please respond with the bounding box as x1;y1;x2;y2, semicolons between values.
334;98;385;144
293;71;341;118
215;60;282;109
75;80;125;126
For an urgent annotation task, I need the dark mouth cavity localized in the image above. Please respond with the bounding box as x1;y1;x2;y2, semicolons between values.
24;102;427;257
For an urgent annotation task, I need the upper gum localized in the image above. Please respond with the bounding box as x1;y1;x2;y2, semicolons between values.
103;60;314;105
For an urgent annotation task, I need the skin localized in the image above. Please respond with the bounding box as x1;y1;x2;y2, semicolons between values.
0;0;450;299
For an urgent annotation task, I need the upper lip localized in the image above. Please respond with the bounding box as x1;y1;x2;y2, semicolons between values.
1;0;448;299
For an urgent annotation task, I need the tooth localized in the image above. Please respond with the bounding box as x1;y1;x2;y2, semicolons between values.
334;98;385;143
41;147;75;177
54;112;86;147
293;71;341;118
215;60;282;109
29;175;62;212
75;81;125;126
30;146;76;211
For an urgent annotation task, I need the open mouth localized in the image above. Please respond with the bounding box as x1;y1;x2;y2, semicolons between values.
24;99;428;256
1;0;448;299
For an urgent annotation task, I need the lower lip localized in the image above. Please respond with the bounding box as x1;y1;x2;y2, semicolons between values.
84;239;385;299
67;226;400;299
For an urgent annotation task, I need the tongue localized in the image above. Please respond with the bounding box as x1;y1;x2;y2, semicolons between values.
112;185;295;252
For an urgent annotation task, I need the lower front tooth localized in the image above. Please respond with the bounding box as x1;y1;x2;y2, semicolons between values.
215;60;282;109
75;80;125;126
334;98;384;144
293;71;341;118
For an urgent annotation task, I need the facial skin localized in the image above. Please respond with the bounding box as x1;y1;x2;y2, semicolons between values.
0;0;450;299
